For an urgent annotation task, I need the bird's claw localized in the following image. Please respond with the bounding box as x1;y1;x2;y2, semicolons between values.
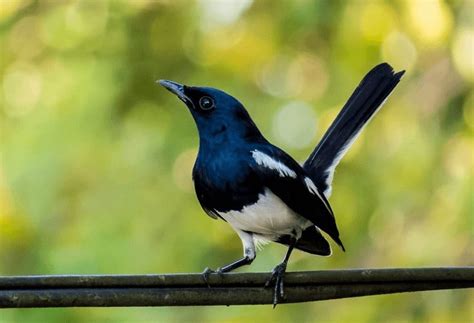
201;267;214;287
201;267;223;287
265;262;287;308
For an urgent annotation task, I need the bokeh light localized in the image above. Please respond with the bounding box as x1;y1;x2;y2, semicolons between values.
452;28;474;82
272;101;317;149
359;2;396;43
406;0;453;47
198;0;253;29
3;62;42;117
382;31;417;72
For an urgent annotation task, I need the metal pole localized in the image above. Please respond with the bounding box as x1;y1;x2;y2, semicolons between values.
1;267;472;308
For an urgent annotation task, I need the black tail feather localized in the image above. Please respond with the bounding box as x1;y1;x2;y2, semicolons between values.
277;226;339;256
303;63;405;196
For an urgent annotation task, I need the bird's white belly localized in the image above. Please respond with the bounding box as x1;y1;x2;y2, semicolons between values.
218;188;311;241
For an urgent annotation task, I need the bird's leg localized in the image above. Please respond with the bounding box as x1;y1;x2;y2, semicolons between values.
202;230;256;286
265;237;297;307
202;256;253;283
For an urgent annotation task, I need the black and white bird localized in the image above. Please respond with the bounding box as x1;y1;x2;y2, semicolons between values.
159;63;404;306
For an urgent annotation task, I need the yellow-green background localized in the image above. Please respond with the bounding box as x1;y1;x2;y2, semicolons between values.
1;0;473;322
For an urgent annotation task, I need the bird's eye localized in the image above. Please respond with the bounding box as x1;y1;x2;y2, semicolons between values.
199;96;215;110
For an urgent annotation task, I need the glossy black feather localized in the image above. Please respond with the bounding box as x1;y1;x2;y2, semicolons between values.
303;63;405;194
277;225;331;256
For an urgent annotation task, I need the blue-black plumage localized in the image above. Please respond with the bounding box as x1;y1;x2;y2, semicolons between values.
304;63;405;197
158;63;404;306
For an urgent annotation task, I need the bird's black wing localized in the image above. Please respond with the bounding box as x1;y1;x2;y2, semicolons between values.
249;145;344;250
303;63;405;197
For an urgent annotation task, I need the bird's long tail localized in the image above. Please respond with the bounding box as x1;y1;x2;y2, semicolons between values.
303;63;405;197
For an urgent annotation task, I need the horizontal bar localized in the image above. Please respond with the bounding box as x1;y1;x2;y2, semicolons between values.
1;267;472;307
2;267;473;288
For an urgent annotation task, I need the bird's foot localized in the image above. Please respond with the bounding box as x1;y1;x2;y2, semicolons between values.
264;262;288;308
201;267;223;287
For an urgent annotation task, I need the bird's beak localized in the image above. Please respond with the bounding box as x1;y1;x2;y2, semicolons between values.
158;80;188;103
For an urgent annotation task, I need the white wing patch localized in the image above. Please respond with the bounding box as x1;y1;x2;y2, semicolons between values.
304;177;332;214
251;150;297;178
304;176;319;195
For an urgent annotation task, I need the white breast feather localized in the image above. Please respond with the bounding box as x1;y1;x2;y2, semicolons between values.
251;150;297;178
218;188;310;242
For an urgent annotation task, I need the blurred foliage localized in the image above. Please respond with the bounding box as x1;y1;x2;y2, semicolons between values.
0;0;473;322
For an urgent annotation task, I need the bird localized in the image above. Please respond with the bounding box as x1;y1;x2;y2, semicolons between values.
159;63;405;306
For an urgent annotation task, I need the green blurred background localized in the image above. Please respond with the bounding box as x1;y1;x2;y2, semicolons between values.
1;0;473;321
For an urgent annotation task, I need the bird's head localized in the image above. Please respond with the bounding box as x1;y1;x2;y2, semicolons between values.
159;80;262;143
